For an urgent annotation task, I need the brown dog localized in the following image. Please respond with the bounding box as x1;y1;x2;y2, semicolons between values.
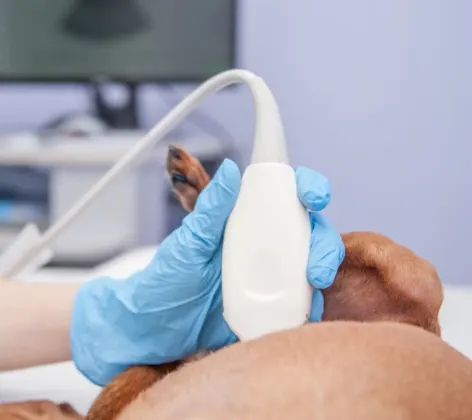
3;145;469;419
83;145;472;420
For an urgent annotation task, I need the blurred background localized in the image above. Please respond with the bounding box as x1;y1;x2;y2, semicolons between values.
0;0;470;287
1;0;472;413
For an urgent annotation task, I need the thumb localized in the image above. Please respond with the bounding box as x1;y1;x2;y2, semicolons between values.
295;166;331;212
180;159;241;258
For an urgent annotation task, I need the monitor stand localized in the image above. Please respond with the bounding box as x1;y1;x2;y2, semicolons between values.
91;81;140;129
41;81;142;134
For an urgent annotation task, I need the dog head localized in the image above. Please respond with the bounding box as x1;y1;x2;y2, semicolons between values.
323;231;443;335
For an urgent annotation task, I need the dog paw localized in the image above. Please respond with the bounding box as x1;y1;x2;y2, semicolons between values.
166;144;210;212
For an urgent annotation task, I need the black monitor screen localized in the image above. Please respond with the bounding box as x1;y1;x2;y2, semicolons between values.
0;0;236;82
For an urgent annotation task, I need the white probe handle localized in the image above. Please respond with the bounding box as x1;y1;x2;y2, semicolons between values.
222;163;312;341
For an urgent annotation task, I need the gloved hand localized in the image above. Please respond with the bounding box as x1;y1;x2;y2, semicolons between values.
71;159;344;386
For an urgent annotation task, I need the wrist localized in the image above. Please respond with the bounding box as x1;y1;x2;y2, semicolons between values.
71;277;130;385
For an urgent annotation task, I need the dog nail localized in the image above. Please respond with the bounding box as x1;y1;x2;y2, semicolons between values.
171;172;187;183
168;145;181;160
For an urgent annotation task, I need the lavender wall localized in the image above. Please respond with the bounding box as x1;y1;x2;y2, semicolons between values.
0;0;470;285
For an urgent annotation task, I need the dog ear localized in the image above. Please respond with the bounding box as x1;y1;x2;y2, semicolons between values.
322;232;443;336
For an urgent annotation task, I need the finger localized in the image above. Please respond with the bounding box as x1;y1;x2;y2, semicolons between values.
179;159;241;258
309;289;325;322
306;212;345;289
295;166;331;211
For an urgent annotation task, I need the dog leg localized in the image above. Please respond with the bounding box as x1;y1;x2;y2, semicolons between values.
166;144;210;212
0;400;83;420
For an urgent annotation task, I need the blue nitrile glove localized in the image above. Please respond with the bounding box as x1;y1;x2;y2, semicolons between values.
70;159;344;386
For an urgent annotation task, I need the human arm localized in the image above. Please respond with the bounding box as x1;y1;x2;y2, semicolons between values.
0;282;79;371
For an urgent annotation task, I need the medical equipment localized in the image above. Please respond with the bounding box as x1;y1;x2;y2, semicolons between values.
0;1;236;129
0;133;228;265
0;69;312;341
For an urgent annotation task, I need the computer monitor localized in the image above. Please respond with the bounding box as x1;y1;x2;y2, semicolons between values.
0;0;237;83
